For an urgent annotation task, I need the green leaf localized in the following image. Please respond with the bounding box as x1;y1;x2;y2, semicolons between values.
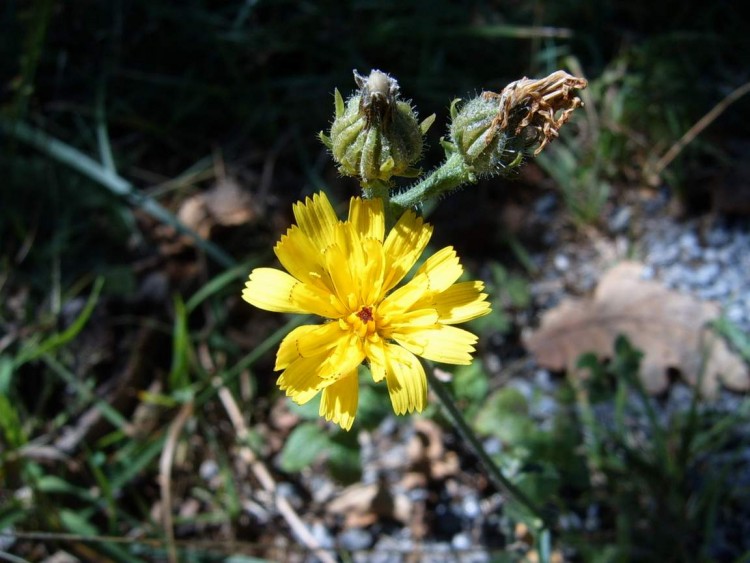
356;378;392;430
474;387;534;444
327;429;362;483
287;394;322;421
451;362;488;406
60;509;99;536
279;422;329;472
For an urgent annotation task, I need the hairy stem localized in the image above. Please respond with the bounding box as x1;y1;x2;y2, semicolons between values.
390;151;474;213
427;369;551;529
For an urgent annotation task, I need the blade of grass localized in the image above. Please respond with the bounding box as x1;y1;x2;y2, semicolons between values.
0;120;235;268
445;24;573;40
14;277;104;368
41;355;131;431
169;295;190;392
109;435;168;492
185;260;260;314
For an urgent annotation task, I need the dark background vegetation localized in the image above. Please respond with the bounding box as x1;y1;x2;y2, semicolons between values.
2;0;750;561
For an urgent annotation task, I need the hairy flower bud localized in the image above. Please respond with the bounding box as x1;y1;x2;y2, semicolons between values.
450;71;587;177
321;70;434;184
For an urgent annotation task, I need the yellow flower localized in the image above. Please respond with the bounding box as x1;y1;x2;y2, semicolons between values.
242;192;490;430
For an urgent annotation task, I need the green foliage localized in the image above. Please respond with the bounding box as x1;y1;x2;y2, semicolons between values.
470;262;531;336
278;422;330;472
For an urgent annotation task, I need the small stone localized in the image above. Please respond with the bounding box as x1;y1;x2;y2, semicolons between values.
534;193;558;216
679;231;702;259
531;396;558;421
461;495;482;519
726;303;746;324
553;254;570;272
690;263;720;287
608;206;632;233
706;226;731;247
451;532;473;551
558;512;583;531
508;379;533;401
647;243;680;266
276;482;303;509
483;438;502;455
310;521;334;549
698;279;731;301
533;369;556;392
199;459;219;482
339;528;373;551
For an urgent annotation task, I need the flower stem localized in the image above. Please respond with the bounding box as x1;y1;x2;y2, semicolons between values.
363;179;396;227
427;369;552;529
389;151;474;213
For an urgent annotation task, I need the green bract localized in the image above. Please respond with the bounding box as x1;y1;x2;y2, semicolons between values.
322;70;430;185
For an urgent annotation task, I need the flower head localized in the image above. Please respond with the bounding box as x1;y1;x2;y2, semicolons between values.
450;70;587;176
242;192;490;430
320;70;434;185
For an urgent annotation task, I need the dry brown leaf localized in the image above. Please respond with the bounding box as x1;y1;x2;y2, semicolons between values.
326;481;411;527
177;178;257;239
523;261;749;396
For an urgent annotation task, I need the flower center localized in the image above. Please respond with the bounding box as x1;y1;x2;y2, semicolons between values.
356;306;374;323
342;305;379;339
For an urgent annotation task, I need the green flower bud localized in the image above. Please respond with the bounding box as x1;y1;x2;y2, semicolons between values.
321;70;434;184
450;71;587;177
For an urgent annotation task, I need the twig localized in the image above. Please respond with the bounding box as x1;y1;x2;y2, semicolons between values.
647;81;750;186
159;400;194;563
217;385;337;563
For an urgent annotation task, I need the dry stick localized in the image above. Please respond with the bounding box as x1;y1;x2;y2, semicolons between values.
158;400;194;563
647;81;750;186
217;385;338;563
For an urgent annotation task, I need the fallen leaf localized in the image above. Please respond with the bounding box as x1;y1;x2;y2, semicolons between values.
177;178;257;239
523;261;749;396
326;480;411;527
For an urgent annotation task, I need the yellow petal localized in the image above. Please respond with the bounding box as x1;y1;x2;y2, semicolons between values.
274;225;332;292
378;273;431;316
324;242;358;310
348;197;385;242
290;280;344;318
414;246;463;294
382;210;433;292
364;337;387;382
293;192;339;250
242;268;309;313
319;370;359;430
275;322;344;370
319;331;366;380
388;308;440;330
384;344;427;415
360;238;386;305
276;355;328;404
414;281;491;324
275;324;322;370
296;321;348;358
393;325;478;365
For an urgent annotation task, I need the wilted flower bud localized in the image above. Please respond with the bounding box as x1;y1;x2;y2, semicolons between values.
450;71;587;177
321;70;433;184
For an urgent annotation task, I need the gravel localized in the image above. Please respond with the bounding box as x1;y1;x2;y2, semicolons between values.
641;216;750;333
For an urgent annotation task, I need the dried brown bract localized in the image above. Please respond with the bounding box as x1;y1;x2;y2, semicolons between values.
483;70;587;155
